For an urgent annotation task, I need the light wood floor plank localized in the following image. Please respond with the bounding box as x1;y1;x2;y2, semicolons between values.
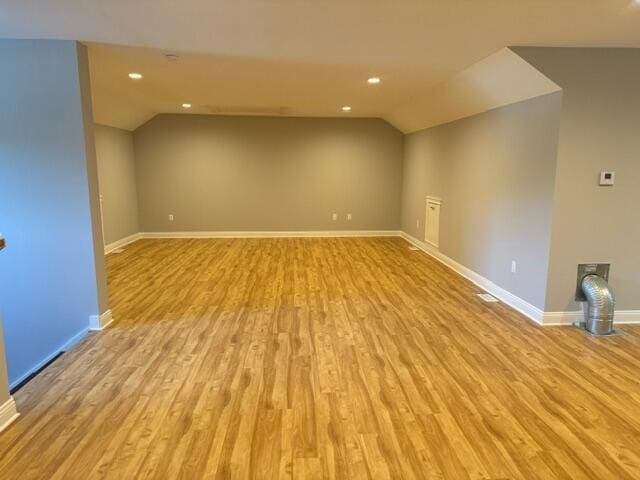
0;237;639;479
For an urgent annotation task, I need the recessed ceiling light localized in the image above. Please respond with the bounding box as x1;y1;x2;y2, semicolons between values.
128;72;143;80
367;77;381;84
341;106;352;112
182;103;192;109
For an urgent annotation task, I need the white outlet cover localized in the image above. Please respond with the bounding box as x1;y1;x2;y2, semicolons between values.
599;171;615;186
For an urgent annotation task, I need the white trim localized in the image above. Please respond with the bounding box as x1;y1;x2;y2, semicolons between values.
541;311;582;326
614;311;640;324
0;397;19;432
141;230;400;239
543;310;640;326
104;233;142;255
89;310;114;331
400;231;545;325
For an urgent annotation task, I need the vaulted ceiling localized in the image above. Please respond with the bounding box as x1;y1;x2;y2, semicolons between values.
2;0;640;131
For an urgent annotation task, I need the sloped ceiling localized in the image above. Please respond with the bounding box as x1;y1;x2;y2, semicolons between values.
386;48;562;133
1;0;640;131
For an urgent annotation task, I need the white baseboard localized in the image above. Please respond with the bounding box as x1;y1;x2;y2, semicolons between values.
0;397;19;432
614;311;640;324
541;311;582;326
543;310;640;326
400;232;545;325
104;233;142;255
89;309;114;331
141;230;400;239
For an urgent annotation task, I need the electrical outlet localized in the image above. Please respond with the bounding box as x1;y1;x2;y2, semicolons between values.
511;260;517;274
416;219;420;229
347;213;352;221
332;213;338;221
168;214;174;221
599;171;615;186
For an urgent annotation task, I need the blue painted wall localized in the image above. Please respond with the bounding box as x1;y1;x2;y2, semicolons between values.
0;40;105;387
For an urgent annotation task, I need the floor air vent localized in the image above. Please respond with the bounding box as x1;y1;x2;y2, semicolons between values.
408;246;419;251
477;293;499;303
111;248;126;254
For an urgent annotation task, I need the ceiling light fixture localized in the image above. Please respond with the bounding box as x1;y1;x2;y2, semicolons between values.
182;103;192;109
367;77;381;84
128;72;143;80
341;106;352;112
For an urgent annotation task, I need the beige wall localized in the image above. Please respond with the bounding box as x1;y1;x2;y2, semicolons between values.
402;93;562;310
515;48;640;312
133;115;403;232
95;125;140;245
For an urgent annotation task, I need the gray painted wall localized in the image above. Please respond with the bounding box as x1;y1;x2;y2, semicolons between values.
0;40;107;387
515;48;640;312
401;93;562;310
95;125;140;245
77;46;109;315
133;115;403;232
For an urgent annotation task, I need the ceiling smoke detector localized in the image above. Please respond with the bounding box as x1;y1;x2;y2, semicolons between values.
165;53;179;61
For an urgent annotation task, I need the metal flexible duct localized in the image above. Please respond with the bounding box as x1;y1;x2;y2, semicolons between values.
581;274;615;335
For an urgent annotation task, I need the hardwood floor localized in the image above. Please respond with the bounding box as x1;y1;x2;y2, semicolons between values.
1;237;640;479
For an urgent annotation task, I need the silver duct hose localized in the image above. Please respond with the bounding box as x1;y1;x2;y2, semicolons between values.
581;274;615;335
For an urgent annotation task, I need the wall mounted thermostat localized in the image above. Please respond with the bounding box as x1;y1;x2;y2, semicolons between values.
599;171;615;186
